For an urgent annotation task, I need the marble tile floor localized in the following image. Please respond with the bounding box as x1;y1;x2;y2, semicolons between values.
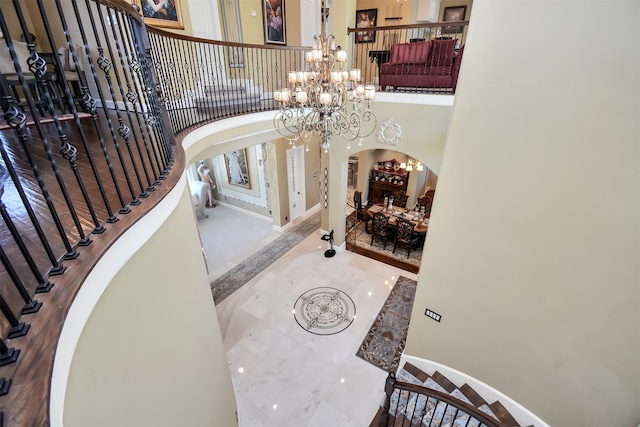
200;206;417;426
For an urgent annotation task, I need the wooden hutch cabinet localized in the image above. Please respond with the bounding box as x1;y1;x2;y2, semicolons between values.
367;160;409;204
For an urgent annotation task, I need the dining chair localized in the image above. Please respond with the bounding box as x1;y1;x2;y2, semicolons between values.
418;189;435;215
393;218;419;258
370;211;392;249
354;190;371;233
392;189;409;209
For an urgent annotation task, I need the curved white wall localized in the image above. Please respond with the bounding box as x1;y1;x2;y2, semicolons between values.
405;1;640;426
52;176;237;426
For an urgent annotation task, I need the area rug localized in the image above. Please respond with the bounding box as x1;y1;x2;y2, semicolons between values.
347;218;422;269
293;287;356;335
211;210;321;304
356;276;417;372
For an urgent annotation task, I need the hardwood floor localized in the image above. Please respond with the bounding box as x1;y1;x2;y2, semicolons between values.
0;107;170;313
0;105;180;426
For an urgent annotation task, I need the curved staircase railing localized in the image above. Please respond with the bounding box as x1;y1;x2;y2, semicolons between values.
374;363;524;427
0;0;180;424
144;27;307;136
379;373;502;427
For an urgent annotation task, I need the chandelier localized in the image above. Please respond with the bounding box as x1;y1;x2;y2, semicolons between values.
273;0;377;153
400;156;424;172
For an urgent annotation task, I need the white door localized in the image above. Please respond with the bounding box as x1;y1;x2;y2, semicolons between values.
287;145;306;222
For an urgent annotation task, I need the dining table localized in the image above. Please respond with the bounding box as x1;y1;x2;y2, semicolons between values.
367;203;429;234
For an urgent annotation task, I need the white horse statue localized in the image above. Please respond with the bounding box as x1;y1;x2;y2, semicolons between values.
190;180;210;218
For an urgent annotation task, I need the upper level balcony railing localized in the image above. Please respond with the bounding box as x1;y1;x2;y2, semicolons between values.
0;1;467;423
348;21;469;95
146;20;468;136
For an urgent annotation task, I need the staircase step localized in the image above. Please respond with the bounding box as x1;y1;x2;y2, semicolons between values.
430;370;458;393
374;363;521;427
459;383;489;408
402;362;429;382
489;401;520;427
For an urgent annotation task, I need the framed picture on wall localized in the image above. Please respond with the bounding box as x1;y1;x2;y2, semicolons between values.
224;149;251;189
442;6;467;34
264;0;286;45
355;9;377;43
135;0;184;29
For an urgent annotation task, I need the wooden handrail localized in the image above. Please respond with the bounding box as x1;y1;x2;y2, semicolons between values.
348;20;470;34
381;373;504;427
145;25;311;50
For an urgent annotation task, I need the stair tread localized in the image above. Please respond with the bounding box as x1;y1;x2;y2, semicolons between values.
489;401;520;427
392;363;521;426
430;370;458;393
402;362;429;382
459;383;488;408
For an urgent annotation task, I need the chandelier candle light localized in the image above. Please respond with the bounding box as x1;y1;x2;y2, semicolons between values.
400;156;424;172
273;0;377;153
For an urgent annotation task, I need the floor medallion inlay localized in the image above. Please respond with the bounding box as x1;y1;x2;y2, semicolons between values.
293;287;356;335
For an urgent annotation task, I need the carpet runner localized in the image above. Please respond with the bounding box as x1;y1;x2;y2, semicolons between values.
356;276;417;372
211;211;321;304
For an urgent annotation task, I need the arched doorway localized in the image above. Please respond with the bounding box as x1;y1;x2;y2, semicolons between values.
345;148;438;274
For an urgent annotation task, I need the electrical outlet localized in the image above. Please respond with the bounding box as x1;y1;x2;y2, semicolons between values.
424;308;441;322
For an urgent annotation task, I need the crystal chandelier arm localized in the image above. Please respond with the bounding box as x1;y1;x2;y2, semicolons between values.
274;108;304;143
272;0;376;152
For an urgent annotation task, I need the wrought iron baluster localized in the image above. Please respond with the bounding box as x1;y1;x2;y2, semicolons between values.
0;339;19;367
114;12;155;194
0;294;29;339
70;0;129;215
0;183;54;293
0;377;10;396
121;17;163;186
173;38;189;133
98;6;150;203
85;3;138;207
49;0;121;228
0;100;65;277
147;37;175;172
137;36;171;177
187;41;199;126
12;1;92;248
187;42;201;128
211;42;226;119
27;0;108;243
0;29;78;260
0;245;42;315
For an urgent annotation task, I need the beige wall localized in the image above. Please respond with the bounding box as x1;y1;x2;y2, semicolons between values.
231;0;300;46
62;179;237;426
237;0;264;44
404;1;640;426
356;0;413;24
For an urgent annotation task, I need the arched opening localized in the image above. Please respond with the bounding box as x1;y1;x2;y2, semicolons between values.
345;148;438;274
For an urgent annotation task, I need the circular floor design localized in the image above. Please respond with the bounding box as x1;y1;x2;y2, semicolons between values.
293;287;356;335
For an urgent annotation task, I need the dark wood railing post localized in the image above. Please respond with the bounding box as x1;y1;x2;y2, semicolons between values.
379;371;396;427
